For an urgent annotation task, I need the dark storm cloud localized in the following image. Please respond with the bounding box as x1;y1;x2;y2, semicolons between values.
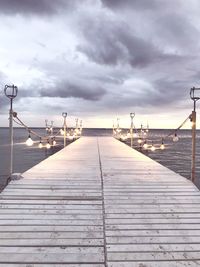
40;82;107;101
77;18;179;68
0;0;71;15
101;0;159;10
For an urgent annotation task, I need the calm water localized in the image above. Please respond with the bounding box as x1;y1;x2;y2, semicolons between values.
1;127;200;189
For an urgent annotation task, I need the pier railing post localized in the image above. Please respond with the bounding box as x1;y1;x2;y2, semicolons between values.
130;112;135;148
190;87;200;183
4;85;18;178
62;112;67;147
191;110;196;182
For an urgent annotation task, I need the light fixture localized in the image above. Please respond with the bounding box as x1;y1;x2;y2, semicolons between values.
143;140;148;150
53;138;56;146
138;138;142;144
173;132;179;142
26;132;33;146
160;138;165;150
38;138;43;149
121;135;127;141
46;140;51;149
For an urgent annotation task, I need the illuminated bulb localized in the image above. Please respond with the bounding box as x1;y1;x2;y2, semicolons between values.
38;138;43;148
127;132;131;138
160;144;165;150
133;132;138;138
173;132;179;142
143;142;148;150
46;141;51;149
121;135;127;141
138;138;142;144
53;140;56;146
160;139;165;150
60;129;64;135
26;134;33;146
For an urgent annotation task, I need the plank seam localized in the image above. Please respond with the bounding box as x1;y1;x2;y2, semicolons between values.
97;138;108;267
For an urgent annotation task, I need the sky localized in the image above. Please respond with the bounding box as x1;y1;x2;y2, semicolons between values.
0;0;200;129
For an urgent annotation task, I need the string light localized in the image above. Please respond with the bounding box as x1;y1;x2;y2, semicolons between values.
133;132;138;138
173;131;179;142
38;138;43;149
26;132;33;146
143;140;148;150
121;134;127;141
46;140;51;149
53;138;56;146
160;138;165;150
138;138;142;144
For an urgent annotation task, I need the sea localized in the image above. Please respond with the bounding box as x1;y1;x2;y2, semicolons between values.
1;127;200;190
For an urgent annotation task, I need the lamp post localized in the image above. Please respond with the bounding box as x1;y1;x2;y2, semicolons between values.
130;112;135;148
80;120;82;135
190;87;200;183
4;84;18;178
62;112;67;147
75;118;78;137
116;118;120;138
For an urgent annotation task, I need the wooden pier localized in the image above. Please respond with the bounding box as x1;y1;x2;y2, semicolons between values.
0;137;200;266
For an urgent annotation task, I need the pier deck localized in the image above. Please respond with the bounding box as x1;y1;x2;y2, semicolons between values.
0;137;200;266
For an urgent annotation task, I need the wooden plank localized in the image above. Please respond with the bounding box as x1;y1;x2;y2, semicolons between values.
0;232;103;239
0;225;103;232
107;251;200;261
0;265;105;267
0;247;104;263
0;239;104;246
108;262;200;267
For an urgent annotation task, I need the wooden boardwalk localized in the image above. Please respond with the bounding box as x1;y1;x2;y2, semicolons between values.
0;137;200;266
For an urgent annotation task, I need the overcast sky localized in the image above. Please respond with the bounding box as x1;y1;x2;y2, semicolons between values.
0;0;200;128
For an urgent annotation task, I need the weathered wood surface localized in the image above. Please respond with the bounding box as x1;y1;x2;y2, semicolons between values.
0;137;104;266
97;137;200;267
0;137;200;266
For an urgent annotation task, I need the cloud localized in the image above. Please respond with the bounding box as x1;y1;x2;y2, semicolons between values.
77;16;182;69
0;0;199;127
0;0;71;15
40;81;107;101
101;0;159;10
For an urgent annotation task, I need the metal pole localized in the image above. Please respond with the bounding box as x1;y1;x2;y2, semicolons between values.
4;84;18;179
130;117;133;148
62;112;67;147
191;103;196;182
64;117;66;147
9;99;13;177
130;113;135;148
